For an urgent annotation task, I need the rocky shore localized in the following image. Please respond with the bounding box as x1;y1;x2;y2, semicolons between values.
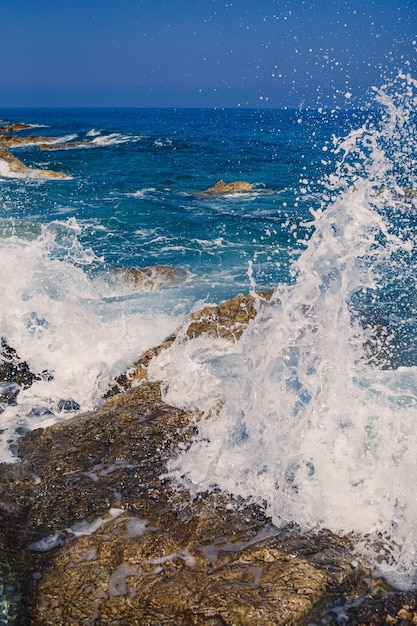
0;293;416;624
0;148;69;179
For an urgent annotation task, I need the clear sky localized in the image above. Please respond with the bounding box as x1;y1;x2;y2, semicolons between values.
1;0;416;108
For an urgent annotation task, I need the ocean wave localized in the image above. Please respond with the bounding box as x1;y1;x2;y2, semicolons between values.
129;188;157;198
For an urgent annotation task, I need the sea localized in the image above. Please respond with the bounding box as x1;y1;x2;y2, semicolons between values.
1;72;417;603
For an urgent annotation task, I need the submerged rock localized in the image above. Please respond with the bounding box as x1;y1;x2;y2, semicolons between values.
199;180;254;195
109;265;189;292
0;135;56;148
38;140;93;151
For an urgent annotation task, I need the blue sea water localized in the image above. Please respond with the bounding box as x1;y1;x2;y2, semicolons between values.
0;106;341;295
2;75;417;599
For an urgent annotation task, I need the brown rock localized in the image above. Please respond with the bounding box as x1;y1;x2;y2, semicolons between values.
0;147;29;173
0;122;32;133
106;291;273;396
0;134;56;148
187;291;273;341
200;180;254;195
0;292;401;624
0;147;69;179
110;265;188;292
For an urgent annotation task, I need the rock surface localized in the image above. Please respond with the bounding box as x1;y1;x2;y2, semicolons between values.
0;135;56;148
0;381;373;626
0;293;411;624
199;180;254;195
0;147;69;179
38;140;93;151
110;265;189;292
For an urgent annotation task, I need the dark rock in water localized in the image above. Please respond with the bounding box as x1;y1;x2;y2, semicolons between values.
0;382;20;406
0;340;53;408
199;180;254;195
57;398;80;412
28;407;53;417
38;140;93;151
0;339;38;390
0;295;405;624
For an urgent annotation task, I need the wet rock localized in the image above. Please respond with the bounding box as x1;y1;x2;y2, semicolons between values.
0;340;52;409
0;340;38;390
199;180;254;195
0;381;373;625
38;140;93;151
105;291;273;397
187;291;273;341
110;265;189;292
0;122;32;133
0;294;404;624
0;147;70;179
0;148;29;173
0;135;56;148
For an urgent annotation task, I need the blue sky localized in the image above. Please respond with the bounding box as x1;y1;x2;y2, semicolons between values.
1;0;416;108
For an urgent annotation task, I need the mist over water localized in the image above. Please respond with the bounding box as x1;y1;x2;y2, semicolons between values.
156;74;417;589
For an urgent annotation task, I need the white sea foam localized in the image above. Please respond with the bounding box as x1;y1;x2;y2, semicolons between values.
149;73;417;589
0;161;25;180
0;218;184;462
90;133;136;146
50;134;78;144
86;128;102;137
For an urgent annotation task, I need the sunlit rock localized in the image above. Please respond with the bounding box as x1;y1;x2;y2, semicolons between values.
0;148;29;173
0;122;32;133
0;148;70;179
109;265;188;292
0;293;401;623
199;180;254;195
186;291;273;341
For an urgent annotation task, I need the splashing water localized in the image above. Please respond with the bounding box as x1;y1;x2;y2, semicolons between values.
0;218;184;462
154;73;417;589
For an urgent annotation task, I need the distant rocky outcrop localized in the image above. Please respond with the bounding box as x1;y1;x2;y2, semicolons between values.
0;292;410;624
0;122;32;133
0;148;69;179
199;180;254;195
0;135;56;149
38;141;92;151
